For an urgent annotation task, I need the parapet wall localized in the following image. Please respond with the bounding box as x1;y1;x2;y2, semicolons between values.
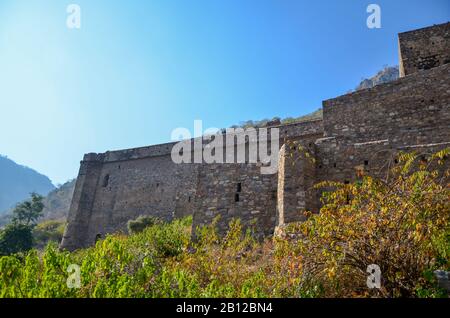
323;63;450;146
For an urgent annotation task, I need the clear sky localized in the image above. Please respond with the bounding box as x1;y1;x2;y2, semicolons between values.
0;0;449;185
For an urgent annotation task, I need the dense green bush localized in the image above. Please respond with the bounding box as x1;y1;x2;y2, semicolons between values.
0;224;34;256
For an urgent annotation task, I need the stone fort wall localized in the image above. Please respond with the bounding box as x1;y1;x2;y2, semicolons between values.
61;22;450;251
61;120;323;250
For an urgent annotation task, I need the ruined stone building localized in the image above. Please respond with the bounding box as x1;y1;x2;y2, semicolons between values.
61;22;450;251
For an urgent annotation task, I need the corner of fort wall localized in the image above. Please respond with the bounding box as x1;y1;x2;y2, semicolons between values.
398;21;450;77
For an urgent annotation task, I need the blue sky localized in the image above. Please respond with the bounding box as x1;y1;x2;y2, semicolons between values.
0;0;449;185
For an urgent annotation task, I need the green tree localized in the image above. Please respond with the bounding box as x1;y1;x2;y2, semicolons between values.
0;224;33;256
0;193;44;256
12;193;44;226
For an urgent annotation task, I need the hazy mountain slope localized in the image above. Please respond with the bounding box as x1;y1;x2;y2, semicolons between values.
41;179;76;221
0;155;55;214
0;179;76;227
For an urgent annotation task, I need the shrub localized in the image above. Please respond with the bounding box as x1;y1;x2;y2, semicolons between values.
33;220;66;249
132;216;192;259
127;215;160;234
0;223;34;256
294;149;450;297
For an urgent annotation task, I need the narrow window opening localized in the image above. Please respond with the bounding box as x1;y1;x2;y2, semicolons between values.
364;160;369;166
237;183;242;193
102;174;110;188
188;196;191;203
235;193;240;202
333;163;337;168
95;233;102;242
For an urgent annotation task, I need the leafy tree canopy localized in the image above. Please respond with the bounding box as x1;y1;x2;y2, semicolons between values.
12;193;44;227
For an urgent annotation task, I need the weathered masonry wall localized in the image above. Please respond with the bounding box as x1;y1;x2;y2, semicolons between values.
276;142;316;226
192;162;277;239
190;120;323;238
61;120;323;250
399;22;450;77
62;150;200;250
62;22;450;251
323;63;450;144
311;63;450;214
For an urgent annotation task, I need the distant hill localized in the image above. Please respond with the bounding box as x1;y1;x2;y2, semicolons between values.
41;179;76;221
0;155;55;214
0;178;76;228
356;66;399;91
